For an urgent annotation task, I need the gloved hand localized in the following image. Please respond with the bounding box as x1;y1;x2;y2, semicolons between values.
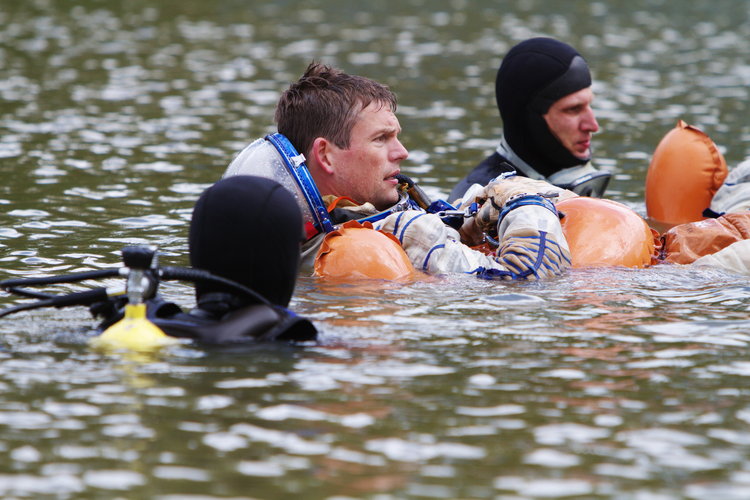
459;177;577;245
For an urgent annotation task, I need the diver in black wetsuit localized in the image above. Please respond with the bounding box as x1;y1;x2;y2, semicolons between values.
449;37;611;202
0;175;317;344
135;175;317;344
189;175;303;312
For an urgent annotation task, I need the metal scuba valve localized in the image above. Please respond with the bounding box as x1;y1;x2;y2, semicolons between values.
91;246;178;351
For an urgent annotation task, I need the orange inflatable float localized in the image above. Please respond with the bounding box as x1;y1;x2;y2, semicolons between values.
645;120;727;227
661;212;750;265
558;197;657;268
313;220;415;280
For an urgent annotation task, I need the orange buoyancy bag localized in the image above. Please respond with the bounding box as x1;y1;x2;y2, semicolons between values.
661;212;750;265
558;197;658;268
645;120;728;226
313;220;415;280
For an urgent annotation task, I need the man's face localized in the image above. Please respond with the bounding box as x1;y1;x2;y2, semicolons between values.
543;87;599;160
326;103;409;210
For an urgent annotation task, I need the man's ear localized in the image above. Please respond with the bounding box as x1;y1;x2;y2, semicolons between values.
310;137;335;175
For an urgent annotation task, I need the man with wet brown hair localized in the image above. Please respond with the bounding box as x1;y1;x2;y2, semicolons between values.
275;62;408;212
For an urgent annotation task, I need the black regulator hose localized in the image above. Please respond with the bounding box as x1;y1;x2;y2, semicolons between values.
0;264;269;319
0;268;120;289
0;287;113;319
159;266;270;306
5;288;55;300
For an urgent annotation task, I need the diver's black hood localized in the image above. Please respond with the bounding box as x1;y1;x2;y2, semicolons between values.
189;175;302;307
495;37;592;177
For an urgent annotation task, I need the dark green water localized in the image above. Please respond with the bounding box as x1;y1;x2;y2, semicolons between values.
2;0;750;498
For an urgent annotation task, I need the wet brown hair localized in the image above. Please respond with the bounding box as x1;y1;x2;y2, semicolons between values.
275;61;397;156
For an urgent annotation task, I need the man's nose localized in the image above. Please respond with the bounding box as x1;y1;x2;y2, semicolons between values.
392;139;409;161
583;107;599;133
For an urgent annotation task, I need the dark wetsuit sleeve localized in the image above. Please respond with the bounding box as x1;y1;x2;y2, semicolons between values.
449;152;518;202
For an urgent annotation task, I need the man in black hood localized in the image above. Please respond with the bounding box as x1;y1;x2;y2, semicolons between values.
449;37;610;201
189;175;303;310
176;175;316;343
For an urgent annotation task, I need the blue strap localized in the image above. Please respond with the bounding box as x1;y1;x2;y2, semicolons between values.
422;244;444;270
497;194;557;227
391;212;407;240
266;133;335;234
396;212;426;245
471;231;566;281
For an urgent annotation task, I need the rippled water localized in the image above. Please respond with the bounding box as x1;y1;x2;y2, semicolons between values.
2;0;750;498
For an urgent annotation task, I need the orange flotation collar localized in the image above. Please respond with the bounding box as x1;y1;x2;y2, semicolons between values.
313;220;416;281
645;120;727;227
660;212;750;265
558;197;658;268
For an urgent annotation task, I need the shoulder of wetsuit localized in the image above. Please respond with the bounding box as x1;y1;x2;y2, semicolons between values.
470;152;519;182
153;303;317;344
450;152;520;201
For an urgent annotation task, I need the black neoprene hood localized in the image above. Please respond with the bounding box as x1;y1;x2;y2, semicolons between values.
189;176;302;307
495;37;593;177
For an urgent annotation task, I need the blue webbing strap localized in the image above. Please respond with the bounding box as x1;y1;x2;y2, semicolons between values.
422;244;445;271
471;230;570;281
497;194;558;227
265;133;335;234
